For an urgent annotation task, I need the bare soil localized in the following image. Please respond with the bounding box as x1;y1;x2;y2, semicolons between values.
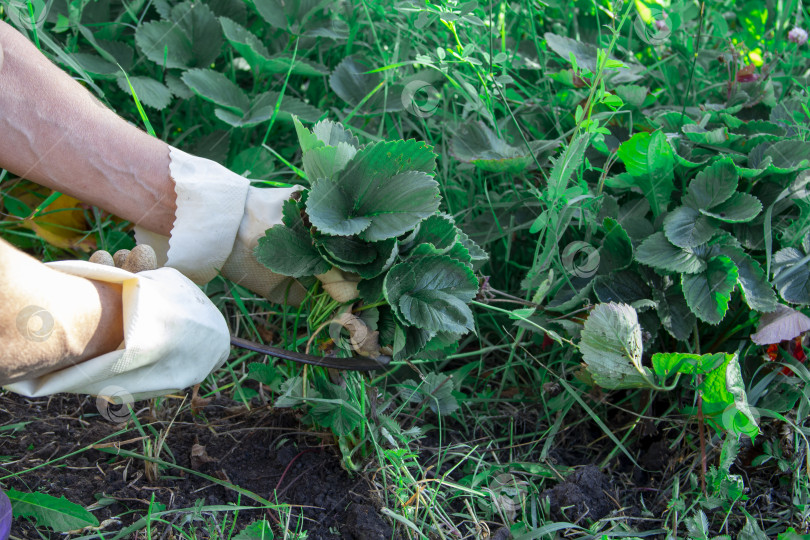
0;391;393;539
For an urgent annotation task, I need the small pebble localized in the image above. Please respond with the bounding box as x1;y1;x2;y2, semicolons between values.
121;244;158;273
89;250;114;266
112;249;130;268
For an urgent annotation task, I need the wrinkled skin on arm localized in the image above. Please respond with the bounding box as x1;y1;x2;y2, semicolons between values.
0;21;176;236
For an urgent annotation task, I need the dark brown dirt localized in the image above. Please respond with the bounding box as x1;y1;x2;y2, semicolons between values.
0;391;393;539
539;465;612;523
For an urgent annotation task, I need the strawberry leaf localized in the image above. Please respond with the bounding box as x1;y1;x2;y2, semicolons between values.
306;140;440;241
384;255;478;334
682;255;738;324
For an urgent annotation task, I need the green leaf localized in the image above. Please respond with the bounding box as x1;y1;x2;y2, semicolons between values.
760;140;810;171
614;84;649;108
406;214;458;255
455;228;489;270
699;192;762;223
135;2;222;69
716;244;778;312
663;206;717;248
310;392;364;436
182;68;249;113
317;235;377;265
682;124;736;146
8;489;99;532
233;519;275;540
722;355;760;439
221;18;330;76
384;255;479;334
653;285;695;341
594;270;651;306
578;302;654;389
546;134;589;200
216;91;324;127
115;76;172;110
252;0;289;27
293;116;324;153
598;217;633;273
392;323;432;361
260;54;330;76
253;0;327;30
738;514;768;540
443;239;474;267
329;56;402;112
401;372;459;415
135;21;190;69
450;122;559;174
302;143;357;182
358;273;385;302
682;158;738;210
635;232;707;274
702;356;739;410
617;131;675;217
275;376;315;407
320;238;398;279
545;32;599;72
772;247;810;304
651;352;706;378
306;140;440;241
247;362;281;387
682;255;738;324
230;146;275;178
219;16;272;68
254;200;330;278
70;52;118;78
207;0;247;24
312;120;360;148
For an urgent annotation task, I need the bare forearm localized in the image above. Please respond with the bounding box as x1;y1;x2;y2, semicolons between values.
0;21;175;235
0;239;123;385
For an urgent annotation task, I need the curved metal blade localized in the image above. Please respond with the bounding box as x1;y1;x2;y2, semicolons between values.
229;336;391;372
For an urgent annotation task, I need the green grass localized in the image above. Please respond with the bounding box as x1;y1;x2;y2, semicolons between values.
3;0;810;537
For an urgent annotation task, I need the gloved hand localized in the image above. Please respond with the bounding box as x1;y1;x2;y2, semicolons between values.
5;245;231;400
134;147;308;305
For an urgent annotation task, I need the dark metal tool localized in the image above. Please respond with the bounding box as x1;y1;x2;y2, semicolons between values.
229;335;391;372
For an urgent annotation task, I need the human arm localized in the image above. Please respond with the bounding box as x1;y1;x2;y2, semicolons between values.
0;238;123;384
0;20;176;236
0;21;306;303
0;239;230;398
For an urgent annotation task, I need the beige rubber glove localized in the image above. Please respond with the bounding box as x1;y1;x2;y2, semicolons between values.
4;246;231;400
134;147;307;305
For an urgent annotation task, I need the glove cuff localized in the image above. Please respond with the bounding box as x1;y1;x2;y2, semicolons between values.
134;146;250;284
220;185;308;305
4;261;230;400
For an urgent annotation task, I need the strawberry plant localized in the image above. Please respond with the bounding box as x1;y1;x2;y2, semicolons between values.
255;118;488;361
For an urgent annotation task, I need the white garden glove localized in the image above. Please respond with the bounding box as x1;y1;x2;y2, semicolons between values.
4;247;230;400
134;147;307;305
